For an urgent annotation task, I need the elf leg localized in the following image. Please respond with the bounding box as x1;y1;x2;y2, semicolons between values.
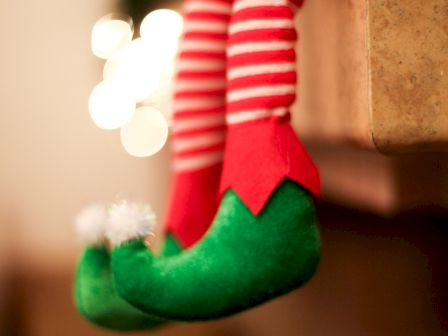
74;0;231;328
110;0;320;321
163;0;232;249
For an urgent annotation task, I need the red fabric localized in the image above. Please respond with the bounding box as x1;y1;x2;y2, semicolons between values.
229;72;297;90
220;118;320;215
227;50;296;68
227;96;296;114
166;164;223;248
231;6;295;21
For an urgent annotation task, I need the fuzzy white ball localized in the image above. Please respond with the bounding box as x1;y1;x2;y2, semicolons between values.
106;201;156;246
75;203;108;246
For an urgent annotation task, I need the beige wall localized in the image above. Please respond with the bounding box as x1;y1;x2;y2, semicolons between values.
0;0;170;268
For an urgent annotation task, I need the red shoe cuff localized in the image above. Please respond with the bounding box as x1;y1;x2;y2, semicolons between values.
220;118;320;215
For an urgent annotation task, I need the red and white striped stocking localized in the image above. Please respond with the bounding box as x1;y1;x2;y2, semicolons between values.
106;1;321;321
165;0;233;248
221;0;320;212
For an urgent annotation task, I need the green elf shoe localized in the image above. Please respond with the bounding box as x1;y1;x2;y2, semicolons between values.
110;178;320;321
109;115;322;321
74;116;225;330
74;203;182;331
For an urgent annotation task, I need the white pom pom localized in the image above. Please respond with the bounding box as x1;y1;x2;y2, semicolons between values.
106;201;156;246
75;203;108;246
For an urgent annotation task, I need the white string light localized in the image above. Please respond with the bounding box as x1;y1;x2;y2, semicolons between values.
120;106;168;157
103;38;164;102
89;9;183;156
91;14;134;59
88;80;135;130
140;9;183;42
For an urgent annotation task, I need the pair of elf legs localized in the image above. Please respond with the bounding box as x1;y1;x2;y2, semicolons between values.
75;0;320;330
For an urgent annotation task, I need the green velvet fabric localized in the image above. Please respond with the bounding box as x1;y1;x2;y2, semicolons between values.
74;235;181;331
111;180;321;321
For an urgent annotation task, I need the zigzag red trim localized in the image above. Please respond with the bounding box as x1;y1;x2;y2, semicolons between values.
220;118;320;215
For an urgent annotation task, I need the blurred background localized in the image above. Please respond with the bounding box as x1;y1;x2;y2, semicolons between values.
1;0;448;335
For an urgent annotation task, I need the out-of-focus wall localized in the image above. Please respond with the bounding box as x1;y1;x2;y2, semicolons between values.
0;0;171;270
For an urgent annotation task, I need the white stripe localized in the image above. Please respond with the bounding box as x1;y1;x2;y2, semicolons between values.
184;20;229;33
181;39;227;52
227;41;294;57
227;84;295;102
177;59;226;71
226;107;288;124
233;0;289;12
173;132;226;152
173;150;224;172
185;1;232;14
228;62;295;80
229;19;293;34
175;79;226;92
173;113;225;133
174;97;225;111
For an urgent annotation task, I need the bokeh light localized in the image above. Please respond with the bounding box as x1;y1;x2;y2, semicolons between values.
103;38;164;102
88;81;135;130
140;9;183;40
89;9;181;156
120;106;168;157
91;14;134;59
140;9;183;62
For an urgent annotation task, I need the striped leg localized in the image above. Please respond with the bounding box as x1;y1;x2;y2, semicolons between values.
226;0;301;125
109;0;321;321
165;0;233;248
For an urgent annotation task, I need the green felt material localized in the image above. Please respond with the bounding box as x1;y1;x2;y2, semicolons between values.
111;180;321;321
161;234;183;257
74;235;181;331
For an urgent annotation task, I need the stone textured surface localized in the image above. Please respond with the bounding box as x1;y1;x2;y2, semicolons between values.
369;0;448;153
292;0;448;213
293;0;448;153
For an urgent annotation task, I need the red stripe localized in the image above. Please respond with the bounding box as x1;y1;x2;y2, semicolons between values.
177;70;226;79
228;72;296;90
185;0;233;5
228;28;297;44
173;142;225;158
174;89;226;99
180;51;226;60
184;31;228;40
174;106;226;118
231;6;293;22
173;124;226;138
226;114;291;128
171;0;231;165
228;49;296;67
226;95;296;113
185;12;231;22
